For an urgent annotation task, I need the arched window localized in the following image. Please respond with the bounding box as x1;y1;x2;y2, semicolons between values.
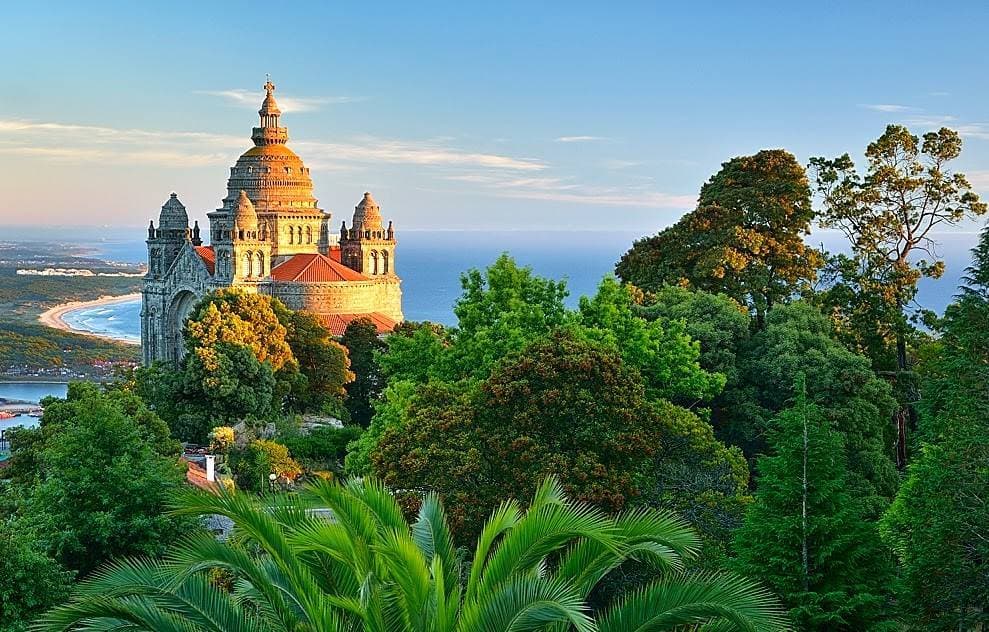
382;250;389;274
370;250;379;275
288;226;294;244
256;251;265;277
245;252;254;278
305;226;312;244
297;226;303;244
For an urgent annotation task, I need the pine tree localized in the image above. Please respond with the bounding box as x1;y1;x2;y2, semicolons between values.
733;375;895;630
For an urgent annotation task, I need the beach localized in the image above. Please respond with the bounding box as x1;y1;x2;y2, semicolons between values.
38;293;142;345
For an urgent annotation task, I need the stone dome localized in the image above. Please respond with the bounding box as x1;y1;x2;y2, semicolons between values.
233;190;258;233
352;192;384;232
219;80;321;216
158;192;188;230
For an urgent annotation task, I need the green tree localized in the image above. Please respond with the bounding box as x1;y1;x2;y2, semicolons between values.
279;424;361;475
881;226;989;629
0;523;72;632
638;286;754;449
344;379;417;476
178;341;276;442
376;321;450;383
341;316;385;426
735;302;898;514
16;385;197;576
281;310;353;415
38;477;788;631
229;439;302;493
618;150;822;323
185;289;295;371
734;377;895;630
578;277;724;404
447;253;570;380
373;329;745;547
811;125;987;463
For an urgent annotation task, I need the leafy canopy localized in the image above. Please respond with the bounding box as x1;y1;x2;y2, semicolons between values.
618;149;822;318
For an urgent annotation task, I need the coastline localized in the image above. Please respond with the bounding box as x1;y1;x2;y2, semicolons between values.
37;293;141;346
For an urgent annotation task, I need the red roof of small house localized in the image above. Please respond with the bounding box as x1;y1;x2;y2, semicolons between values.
311;312;397;336
270;253;366;282
194;246;215;274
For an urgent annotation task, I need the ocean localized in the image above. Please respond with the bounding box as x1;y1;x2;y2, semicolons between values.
38;229;986;343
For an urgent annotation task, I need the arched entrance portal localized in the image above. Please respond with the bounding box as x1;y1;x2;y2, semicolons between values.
166;290;199;362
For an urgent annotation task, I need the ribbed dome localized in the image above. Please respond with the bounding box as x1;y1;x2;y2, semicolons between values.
158;192;188;230
219;79;321;216
352;192;384;232
233;190;258;233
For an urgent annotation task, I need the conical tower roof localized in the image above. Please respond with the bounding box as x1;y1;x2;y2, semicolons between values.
352;192;383;232
158;192;188;230
233;190;258;232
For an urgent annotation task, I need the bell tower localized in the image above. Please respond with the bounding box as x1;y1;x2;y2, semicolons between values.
340;192;396;276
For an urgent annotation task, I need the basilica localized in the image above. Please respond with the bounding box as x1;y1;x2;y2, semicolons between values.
141;80;403;365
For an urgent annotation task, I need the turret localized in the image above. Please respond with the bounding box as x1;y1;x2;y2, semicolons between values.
192;220;202;246
147;193;190;278
340;191;397;276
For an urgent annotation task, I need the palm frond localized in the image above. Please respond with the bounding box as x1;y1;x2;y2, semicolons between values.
596;572;790;632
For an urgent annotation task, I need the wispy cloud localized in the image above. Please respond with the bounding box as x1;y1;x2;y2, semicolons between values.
954;123;989;141
0;117;685;208
860;104;914;113
0;118;545;172
443;172;691;208
903;114;957;128
555;135;609;143
602;159;641;170
965;170;989;190
295;138;545;171
197;89;362;113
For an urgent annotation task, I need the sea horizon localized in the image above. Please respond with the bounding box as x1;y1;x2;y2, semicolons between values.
19;227;981;344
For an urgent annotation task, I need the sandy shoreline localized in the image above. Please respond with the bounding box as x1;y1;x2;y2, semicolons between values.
37;293;141;346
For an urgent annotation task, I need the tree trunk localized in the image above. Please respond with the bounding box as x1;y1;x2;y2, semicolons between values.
894;299;910;469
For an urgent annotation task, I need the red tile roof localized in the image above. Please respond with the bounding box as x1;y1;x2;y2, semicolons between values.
312;312;397;336
270;253;367;282
194;246;215;274
327;246;342;262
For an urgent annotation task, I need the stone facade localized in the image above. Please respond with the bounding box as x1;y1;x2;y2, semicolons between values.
141;80;403;365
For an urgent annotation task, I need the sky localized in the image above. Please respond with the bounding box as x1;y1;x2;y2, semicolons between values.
2;1;989;234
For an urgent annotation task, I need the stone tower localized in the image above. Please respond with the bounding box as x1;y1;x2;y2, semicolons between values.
212;190;271;288
147;193;190;277
340;192;397;277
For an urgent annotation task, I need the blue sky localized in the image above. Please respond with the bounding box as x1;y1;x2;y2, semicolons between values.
2;1;989;232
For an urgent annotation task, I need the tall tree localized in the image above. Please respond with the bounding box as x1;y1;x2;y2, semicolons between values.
733;376;895;630
281;310;353;415
810;125;987;464
340;316;385;427
736;302;898;515
0;524;72;632
448;253;570;379
15;384;197;576
39;477;788;632
881;226;989;629
618;149;822;323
